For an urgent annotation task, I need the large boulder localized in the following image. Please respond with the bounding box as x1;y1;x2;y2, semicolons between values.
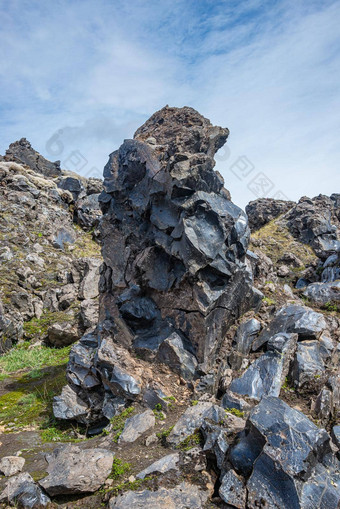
109;482;209;509
39;444;114;495
285;195;340;259
5;138;61;177
246;198;294;231
229;396;340;508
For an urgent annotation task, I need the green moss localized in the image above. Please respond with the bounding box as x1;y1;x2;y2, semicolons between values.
251;219;318;267
153;405;165;420
0;367;67;428
224;408;244;418
72;229;101;259
108;459;132;480
110;407;134;442
177;430;203;451
30;470;48;482
156;425;174;440
104;476;154;496
23;310;75;341
191;400;199;406
262;296;276;306
322;302;338;313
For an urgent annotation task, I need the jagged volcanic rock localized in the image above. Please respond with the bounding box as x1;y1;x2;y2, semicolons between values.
246;197;295;231
4;138;61;177
54;106;261;425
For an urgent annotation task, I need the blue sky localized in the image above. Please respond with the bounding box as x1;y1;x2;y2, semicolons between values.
0;0;339;207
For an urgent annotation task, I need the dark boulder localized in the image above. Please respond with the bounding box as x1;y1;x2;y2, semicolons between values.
246;198;294;231
5;138;61;177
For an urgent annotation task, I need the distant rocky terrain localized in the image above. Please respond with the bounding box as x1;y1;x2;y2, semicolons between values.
0;107;339;508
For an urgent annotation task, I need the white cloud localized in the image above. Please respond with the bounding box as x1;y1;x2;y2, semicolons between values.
0;0;339;208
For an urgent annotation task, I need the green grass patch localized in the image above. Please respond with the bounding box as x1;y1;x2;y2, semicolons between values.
156;425;174;440
262;296;276;306
0;343;71;374
0;367;67;428
108;458;132;480
110;407;134;442
104;476;154;496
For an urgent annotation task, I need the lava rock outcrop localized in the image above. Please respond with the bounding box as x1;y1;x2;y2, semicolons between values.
55;106;261;425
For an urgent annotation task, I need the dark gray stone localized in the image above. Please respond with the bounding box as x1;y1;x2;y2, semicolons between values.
229;318;261;369
219;469;246;508
156;332;198;379
331;426;340;449
167;402;225;446
39;445;114;495
118;409;155;443
252;305;327;351
5;138;61;177
292;340;325;389
303;281;340;305
229;333;297;400
300;454;340;509
0;472;50;508
246;198;294;231
109;482;209;508
221;390;251;413
201;421;229;470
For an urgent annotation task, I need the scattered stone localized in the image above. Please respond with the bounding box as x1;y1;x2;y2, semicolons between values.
47;321;80;347
167;402;225;446
0;456;25;476
53;384;90;422
0;472;50;508
303;281;340;305
201;421;229;470
156;332;198;379
136;453;179;479
221;390;252;413
145;433;158;446
229;333;297;400
252;305;327;351
277;264;290;277
291;340;325;389
118;409;155;443
219;469;246;508
39;445;114;495
109;481;209;509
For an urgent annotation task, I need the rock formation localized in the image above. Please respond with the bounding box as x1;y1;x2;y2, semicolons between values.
0;142;103;352
54;106;261;425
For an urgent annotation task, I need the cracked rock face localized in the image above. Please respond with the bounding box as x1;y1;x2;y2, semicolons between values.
55;106;260;425
98;106;259;369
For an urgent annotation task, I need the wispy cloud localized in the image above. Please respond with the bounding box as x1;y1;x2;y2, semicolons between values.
0;0;339;207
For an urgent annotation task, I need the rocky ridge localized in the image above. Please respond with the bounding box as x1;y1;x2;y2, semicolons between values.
0;140;103;353
0;107;339;509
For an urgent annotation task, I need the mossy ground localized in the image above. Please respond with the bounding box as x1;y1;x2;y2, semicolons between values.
250;218;318;267
23;310;76;341
0;343;72;431
0;365;67;429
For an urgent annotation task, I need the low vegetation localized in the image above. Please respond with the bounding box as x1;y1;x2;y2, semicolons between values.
110;407;134;442
0;342;71;375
